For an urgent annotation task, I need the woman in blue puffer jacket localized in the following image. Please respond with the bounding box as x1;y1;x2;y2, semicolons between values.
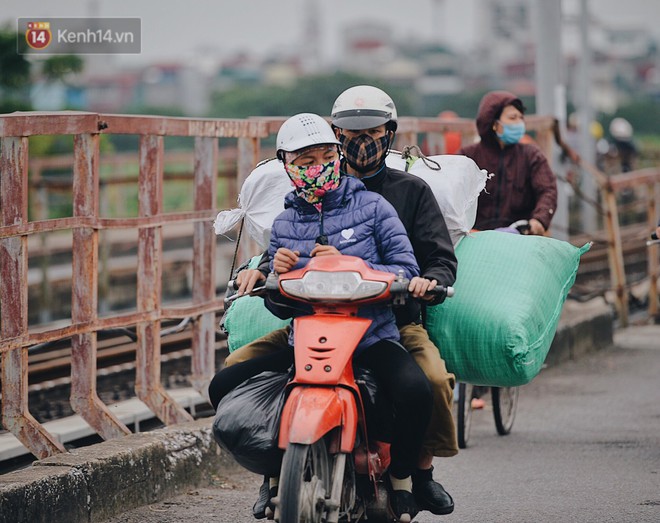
209;113;433;521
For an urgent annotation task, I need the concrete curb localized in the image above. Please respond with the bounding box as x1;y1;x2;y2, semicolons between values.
546;298;615;366
0;299;615;523
0;420;238;523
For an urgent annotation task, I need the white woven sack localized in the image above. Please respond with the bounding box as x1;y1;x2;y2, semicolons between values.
213;159;292;249
385;153;489;245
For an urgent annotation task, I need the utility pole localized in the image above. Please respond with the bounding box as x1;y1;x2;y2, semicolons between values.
431;0;447;46
578;0;598;232
534;0;568;240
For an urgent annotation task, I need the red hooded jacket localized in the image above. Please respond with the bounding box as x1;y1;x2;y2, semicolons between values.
458;91;557;230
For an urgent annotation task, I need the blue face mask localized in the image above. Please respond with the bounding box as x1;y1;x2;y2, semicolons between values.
496;122;526;145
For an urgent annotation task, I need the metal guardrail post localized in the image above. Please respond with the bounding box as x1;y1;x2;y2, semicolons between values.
602;185;629;326
70;132;131;439
1;136;66;459
235;136;261;264
136;134;193;425
647;181;658;319
191;136;218;395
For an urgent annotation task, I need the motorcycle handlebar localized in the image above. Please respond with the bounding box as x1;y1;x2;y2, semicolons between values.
226;276;455;305
648;231;659;247
509;219;531;235
390;281;455;299
224;279;269;305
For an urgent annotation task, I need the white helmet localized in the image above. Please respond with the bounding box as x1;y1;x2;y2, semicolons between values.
276;113;340;156
331;85;398;131
609;117;633;140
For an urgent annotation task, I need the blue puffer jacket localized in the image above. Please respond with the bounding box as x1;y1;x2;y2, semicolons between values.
265;175;419;353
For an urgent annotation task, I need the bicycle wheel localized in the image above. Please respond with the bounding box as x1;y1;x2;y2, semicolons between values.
456;382;474;449
279;440;331;523
491;386;519;435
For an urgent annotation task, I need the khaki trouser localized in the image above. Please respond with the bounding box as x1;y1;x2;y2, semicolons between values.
223;323;458;457
399;323;457;457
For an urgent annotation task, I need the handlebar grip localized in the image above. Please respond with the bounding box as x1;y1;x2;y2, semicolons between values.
429;285;454;298
648;232;660;246
390;281;455;299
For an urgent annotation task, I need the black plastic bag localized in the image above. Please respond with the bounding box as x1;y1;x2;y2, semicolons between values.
212;370;290;477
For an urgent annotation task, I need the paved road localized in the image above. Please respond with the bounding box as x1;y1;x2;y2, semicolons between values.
107;333;660;523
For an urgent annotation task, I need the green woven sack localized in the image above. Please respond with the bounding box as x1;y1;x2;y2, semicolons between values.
426;231;590;387
223;256;290;353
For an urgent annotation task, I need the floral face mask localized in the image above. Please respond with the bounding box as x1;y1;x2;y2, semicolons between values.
284;159;341;211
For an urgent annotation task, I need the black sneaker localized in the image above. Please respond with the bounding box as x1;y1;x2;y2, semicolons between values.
252;477;270;519
412;467;454;515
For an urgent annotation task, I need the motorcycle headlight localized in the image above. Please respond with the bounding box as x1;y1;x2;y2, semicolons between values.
280;271;387;302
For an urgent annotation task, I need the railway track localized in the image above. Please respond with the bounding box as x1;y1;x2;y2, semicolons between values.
26;325;226;385
15;227;660;393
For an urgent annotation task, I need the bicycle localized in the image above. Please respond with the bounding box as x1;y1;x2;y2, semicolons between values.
454;220;530;448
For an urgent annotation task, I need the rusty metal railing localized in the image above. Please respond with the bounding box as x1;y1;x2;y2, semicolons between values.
0;112;271;458
599;167;660;325
0;111;558;460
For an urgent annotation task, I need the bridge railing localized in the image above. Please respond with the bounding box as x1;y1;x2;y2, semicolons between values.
600;166;660;324
0;111;557;459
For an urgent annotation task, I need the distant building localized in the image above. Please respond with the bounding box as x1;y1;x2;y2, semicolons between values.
138;63;211;116
564;20;659;112
214;53;264;92
82;72;140;113
341;22;395;76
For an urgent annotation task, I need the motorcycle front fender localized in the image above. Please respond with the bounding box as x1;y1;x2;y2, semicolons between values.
278;386;358;453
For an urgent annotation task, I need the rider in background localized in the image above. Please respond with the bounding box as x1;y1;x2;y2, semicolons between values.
331;85;458;516
608;117;638;173
457;90;558;408
457;90;558;236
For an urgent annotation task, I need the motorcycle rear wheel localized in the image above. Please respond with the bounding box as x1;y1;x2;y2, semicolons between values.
279;440;331;523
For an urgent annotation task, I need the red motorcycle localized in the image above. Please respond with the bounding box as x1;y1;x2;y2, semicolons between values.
247;255;452;523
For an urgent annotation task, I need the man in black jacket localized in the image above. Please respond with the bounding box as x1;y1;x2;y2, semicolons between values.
329;85;457;518
224;86;458;519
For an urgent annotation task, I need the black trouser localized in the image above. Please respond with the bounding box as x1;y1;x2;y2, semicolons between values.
208;339;432;479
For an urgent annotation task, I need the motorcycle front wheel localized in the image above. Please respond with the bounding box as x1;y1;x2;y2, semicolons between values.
279;440;331;523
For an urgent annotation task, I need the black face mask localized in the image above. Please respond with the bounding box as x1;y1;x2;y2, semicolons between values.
339;133;390;173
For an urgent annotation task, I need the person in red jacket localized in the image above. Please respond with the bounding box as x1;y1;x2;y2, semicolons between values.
458;90;557;236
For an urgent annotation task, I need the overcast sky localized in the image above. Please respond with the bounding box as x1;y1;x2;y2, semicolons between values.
3;0;660;67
